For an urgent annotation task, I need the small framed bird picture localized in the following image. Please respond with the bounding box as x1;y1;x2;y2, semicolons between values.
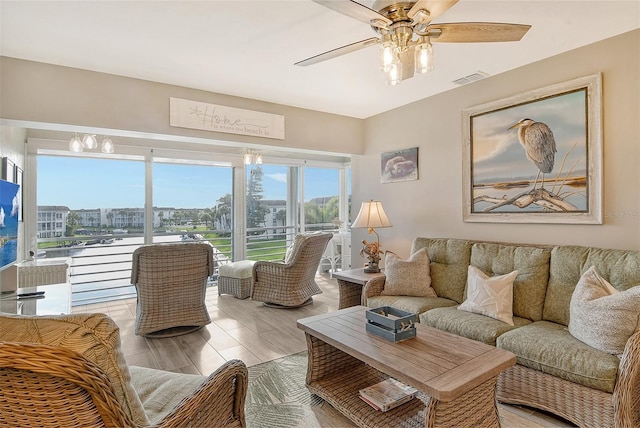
462;73;602;224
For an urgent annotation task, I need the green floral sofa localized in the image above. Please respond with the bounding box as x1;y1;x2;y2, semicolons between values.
363;237;640;428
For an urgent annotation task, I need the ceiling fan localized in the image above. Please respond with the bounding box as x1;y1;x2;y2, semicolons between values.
296;0;531;85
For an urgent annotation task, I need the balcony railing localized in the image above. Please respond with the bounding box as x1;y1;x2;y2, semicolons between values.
37;223;342;306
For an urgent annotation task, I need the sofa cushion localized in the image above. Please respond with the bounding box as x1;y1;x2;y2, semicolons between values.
368;295;457;316
470;242;550;322
544;246;640;326
458;266;518;325
381;248;436;297
497;321;620;393
420;306;531;346
569;266;640;355
130;365;206;425
411;238;472;303
0;313;149;427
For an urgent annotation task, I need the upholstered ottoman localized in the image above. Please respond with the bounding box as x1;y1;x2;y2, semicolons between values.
218;260;256;299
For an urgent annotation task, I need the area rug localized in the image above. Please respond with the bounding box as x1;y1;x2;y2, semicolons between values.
245;352;552;428
246;352;353;428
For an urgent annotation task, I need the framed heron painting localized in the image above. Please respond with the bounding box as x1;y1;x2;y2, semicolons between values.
462;73;602;224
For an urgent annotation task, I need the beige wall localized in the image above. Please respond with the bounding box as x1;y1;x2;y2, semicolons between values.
353;29;640;260
0;57;365;155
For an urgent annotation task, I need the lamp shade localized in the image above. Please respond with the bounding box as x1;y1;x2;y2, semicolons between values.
351;200;392;229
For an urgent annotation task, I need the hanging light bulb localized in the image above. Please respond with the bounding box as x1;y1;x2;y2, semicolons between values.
378;34;395;72
244;151;252;165
82;134;97;149
255;153;263;165
101;137;115;154
385;58;403;86
415;36;434;74
69;133;83;153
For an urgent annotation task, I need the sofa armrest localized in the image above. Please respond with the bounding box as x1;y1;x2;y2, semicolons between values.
153;359;248;428
614;330;640;428
362;276;386;304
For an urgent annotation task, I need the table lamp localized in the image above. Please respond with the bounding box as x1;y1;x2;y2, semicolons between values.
351;200;392;273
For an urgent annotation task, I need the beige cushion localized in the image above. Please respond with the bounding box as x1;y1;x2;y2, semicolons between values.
458;265;518;325
130;365;206;425
497;321;620;393
0;313;149;427
218;260;256;278
381;248;437;297
568;266;640;355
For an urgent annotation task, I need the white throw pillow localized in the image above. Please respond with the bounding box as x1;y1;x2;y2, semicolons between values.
458;265;518;325
381;248;437;297
568;266;640;355
284;234;306;263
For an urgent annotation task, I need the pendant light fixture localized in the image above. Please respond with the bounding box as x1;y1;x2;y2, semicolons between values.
68;134;116;154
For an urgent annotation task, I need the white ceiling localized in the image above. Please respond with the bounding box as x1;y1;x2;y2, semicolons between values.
1;0;639;120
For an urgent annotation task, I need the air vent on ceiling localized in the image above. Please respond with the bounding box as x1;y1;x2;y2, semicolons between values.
452;71;490;86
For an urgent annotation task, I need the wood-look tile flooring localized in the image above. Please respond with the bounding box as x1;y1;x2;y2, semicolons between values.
72;273;574;427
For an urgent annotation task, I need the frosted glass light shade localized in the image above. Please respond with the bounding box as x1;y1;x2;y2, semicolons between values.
69;135;83;153
82;134;98;149
101;137;115;154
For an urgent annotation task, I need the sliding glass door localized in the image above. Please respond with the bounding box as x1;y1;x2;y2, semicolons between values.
37;155;145;304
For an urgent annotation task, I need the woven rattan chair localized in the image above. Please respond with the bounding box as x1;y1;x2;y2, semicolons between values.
131;242;213;337
251;232;332;308
0;341;248;428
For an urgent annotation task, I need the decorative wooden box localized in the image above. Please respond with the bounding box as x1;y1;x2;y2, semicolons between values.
365;306;417;342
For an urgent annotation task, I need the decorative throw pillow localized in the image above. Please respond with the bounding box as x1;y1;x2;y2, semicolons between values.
458;265;518;325
284;234;307;263
568;266;640;355
381;248;437;297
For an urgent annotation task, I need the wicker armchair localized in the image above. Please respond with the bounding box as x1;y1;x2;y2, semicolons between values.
251;232;332;307
131;242;213;337
0;341;248;428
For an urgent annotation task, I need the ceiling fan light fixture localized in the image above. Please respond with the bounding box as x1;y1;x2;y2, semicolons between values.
378;35;395;71
415;37;434;74
385;60;403;86
394;25;412;51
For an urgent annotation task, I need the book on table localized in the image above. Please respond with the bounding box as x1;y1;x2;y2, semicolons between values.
358;378;418;412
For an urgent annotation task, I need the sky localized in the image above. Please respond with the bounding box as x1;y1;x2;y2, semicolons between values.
37;156;343;210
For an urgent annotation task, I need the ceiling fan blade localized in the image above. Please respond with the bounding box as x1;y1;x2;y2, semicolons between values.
312;0;392;29
408;0;458;24
428;22;531;43
295;37;380;66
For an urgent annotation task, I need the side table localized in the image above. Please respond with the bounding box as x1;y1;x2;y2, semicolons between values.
332;268;385;309
0;282;71;315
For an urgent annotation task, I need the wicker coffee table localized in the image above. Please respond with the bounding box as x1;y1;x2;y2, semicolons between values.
297;306;516;428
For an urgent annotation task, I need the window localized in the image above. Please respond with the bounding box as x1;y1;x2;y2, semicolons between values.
37;155;145;304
